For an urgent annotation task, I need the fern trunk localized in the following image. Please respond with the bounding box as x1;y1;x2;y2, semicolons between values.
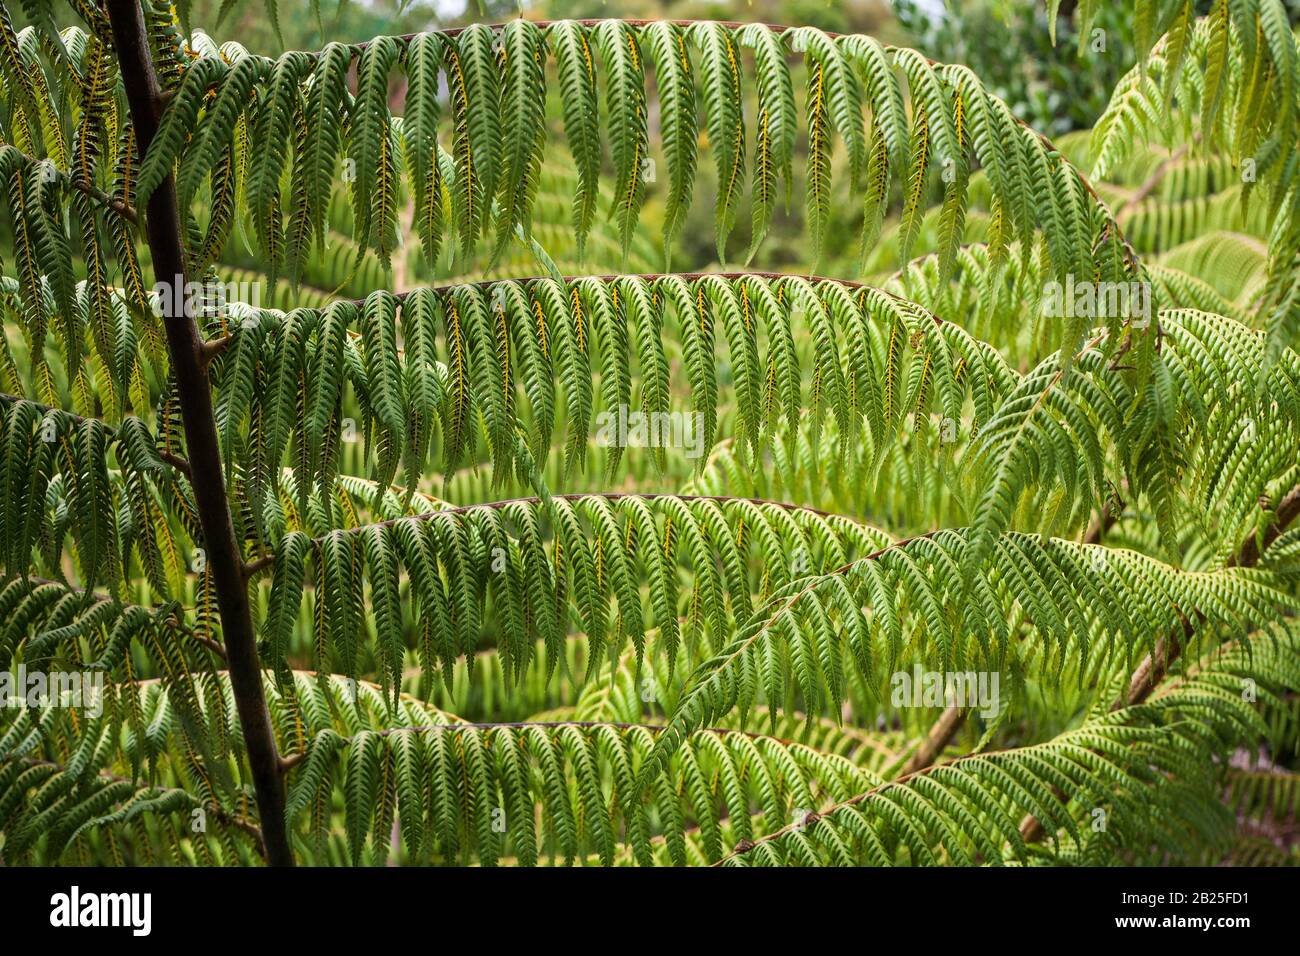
105;0;293;867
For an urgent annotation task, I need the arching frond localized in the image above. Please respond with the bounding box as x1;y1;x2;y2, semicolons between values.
715;626;1300;865
642;529;1295;783
129;18;1140;351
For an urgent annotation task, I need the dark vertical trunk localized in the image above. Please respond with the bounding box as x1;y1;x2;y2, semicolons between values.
105;0;294;867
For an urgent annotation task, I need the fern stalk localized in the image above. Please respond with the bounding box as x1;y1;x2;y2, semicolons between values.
1017;481;1300;845
899;497;1124;777
105;0;293;867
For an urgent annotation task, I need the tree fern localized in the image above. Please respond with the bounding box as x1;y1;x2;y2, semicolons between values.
1;0;1298;875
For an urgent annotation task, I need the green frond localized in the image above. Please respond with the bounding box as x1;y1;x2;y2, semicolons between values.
5;7;1300;872
717;627;1300;865
125;19;1139;356
643;528;1295;785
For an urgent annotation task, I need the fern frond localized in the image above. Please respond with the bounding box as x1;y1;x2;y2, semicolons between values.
716;626;1300;865
642;528;1295;786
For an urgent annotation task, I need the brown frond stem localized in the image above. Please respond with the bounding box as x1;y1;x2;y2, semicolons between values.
0;392;193;476
2;145;139;224
900;497;1123;778
24;576;226;661
8;757;263;851
201;272;968;363
241;492;886;577
277;719;807;775
1018;481;1300;844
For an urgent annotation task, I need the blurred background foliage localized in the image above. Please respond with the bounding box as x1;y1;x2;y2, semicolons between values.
893;0;1136;136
